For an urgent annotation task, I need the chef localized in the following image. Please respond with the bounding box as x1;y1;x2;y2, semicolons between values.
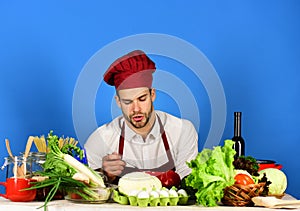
84;50;198;183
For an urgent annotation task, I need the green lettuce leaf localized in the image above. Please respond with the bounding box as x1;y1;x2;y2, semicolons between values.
185;140;236;206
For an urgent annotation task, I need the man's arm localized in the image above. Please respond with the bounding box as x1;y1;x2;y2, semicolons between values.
84;124;126;183
174;120;198;179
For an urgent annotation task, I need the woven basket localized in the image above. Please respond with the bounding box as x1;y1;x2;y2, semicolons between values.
222;182;266;206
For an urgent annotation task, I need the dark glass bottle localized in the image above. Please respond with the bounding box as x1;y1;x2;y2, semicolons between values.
232;112;245;158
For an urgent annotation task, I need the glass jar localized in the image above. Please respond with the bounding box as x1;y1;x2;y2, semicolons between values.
19;152;46;175
30;152;46;174
1;156;33;178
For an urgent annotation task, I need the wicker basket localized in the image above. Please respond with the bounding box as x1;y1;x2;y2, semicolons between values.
222;182;266;206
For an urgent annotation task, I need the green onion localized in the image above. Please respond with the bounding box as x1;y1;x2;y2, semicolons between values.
24;131;105;211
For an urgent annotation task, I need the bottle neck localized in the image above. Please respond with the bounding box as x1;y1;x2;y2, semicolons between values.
234;112;242;137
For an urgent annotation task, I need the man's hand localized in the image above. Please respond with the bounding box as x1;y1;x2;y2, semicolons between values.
102;152;126;181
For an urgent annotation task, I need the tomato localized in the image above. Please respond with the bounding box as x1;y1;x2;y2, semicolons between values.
69;193;82;199
145;170;181;188
234;173;255;185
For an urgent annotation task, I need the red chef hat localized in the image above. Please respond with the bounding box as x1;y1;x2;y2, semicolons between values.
103;50;156;90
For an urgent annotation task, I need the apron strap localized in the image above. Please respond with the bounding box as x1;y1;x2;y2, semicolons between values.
157;116;173;164
118;123;125;155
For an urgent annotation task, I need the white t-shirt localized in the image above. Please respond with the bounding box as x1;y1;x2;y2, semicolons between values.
84;111;198;179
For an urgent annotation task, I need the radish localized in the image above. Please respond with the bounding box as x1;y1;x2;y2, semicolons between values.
63;154;105;187
47;131;105;188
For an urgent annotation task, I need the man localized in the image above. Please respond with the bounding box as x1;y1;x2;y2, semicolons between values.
84;50;198;182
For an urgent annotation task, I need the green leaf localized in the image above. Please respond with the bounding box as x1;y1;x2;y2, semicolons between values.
185;140;236;206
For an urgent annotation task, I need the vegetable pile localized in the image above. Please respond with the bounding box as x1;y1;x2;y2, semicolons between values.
183;140;287;207
26;131;105;210
184;139;236;206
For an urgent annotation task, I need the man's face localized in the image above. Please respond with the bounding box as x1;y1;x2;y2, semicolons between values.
116;87;156;129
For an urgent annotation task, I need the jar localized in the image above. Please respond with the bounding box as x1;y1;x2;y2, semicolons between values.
19;152;46;175
29;152;46;174
1;156;33;178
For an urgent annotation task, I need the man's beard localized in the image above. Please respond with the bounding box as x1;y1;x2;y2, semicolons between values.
124;104;153;129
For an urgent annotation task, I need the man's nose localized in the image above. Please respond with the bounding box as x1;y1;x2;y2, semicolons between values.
132;100;141;112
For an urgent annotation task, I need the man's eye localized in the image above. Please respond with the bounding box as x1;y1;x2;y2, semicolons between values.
139;96;147;101
123;100;132;105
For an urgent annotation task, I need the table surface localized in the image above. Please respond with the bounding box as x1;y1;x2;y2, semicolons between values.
1;194;299;211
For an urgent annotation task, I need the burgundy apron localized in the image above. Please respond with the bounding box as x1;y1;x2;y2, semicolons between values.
118;116;176;176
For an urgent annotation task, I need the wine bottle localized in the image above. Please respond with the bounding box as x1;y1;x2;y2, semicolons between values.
232;112;245;158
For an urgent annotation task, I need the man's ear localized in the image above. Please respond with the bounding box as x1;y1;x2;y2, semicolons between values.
151;88;156;102
115;95;121;108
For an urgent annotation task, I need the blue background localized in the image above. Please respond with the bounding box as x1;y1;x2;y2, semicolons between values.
1;1;299;198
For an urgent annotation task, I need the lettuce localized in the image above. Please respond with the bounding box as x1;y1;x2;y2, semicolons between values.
185;140;236;206
258;168;287;195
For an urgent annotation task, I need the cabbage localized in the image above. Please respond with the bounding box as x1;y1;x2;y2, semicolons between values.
259;168;287;195
118;172;162;196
